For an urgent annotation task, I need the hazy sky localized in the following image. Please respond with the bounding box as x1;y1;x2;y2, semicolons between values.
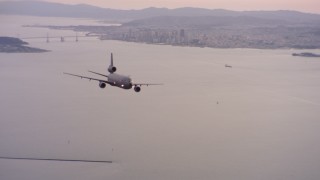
7;0;320;13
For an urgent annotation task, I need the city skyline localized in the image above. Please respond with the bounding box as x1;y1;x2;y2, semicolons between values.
3;0;320;14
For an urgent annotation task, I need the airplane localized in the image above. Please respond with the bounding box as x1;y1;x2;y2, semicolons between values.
64;53;162;92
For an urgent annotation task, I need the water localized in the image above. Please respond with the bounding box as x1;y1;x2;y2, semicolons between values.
1;15;320;180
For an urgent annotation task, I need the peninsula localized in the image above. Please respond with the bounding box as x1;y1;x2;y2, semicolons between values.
0;37;48;53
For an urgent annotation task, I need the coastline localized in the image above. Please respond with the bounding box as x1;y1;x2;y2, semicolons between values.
29;25;320;50
0;37;49;53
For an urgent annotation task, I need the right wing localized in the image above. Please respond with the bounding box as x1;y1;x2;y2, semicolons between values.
63;72;113;85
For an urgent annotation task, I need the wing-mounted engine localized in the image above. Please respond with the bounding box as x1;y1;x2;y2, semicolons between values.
134;86;141;92
108;53;117;73
99;81;106;88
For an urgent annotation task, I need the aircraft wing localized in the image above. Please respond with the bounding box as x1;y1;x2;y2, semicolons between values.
132;83;163;87
63;72;113;85
0;156;112;163
88;70;109;78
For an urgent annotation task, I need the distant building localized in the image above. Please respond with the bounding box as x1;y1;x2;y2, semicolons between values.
179;29;187;44
180;29;185;38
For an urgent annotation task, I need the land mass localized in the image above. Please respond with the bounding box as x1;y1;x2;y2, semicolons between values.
0;37;49;53
2;1;320;49
33;14;320;49
292;52;320;57
1;1;320;22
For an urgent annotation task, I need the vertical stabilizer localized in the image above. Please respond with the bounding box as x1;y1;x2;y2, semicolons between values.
108;53;117;73
111;53;113;66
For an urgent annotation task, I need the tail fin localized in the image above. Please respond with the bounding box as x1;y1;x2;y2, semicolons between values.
108;53;117;73
110;53;113;66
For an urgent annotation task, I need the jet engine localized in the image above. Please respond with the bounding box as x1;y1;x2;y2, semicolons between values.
99;82;106;88
108;66;117;73
134;86;141;92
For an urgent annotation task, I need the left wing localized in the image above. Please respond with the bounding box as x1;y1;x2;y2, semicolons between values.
63;72;113;85
132;83;163;87
0;156;112;163
88;70;109;78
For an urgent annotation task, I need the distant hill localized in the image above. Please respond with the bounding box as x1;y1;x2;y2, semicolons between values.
0;36;27;45
1;1;320;23
123;16;286;28
0;37;48;53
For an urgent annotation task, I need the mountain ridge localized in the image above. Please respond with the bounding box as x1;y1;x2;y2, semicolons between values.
1;1;320;23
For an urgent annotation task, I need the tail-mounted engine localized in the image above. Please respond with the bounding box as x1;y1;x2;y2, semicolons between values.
99;81;106;88
134;86;141;92
108;66;117;73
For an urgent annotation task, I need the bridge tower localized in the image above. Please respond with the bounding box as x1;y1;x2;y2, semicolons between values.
46;33;49;43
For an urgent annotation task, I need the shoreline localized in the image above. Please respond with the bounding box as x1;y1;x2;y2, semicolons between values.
28;25;320;50
0;37;49;53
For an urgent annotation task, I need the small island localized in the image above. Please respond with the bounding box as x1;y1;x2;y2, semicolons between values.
292;52;320;57
0;37;49;53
